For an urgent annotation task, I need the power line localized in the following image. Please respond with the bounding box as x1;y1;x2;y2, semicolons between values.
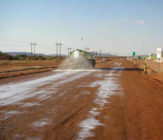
0;37;30;44
0;38;70;55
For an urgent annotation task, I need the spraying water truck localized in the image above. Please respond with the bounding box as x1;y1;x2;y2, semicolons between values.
69;49;96;69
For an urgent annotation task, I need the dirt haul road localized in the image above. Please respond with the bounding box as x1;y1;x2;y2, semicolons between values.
0;59;163;140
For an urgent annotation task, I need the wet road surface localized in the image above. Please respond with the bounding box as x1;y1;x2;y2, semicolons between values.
1;59;163;140
0;61;124;140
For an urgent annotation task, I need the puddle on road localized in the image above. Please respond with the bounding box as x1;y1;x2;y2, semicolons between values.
32;118;52;128
0;110;21;120
26;137;42;140
22;102;40;107
77;118;103;140
7;110;20;115
83;91;91;95
55;69;102;72
89;108;100;116
14;134;42;140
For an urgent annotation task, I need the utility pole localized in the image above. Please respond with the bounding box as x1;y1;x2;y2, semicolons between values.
67;48;69;56
33;42;37;55
59;43;62;57
56;42;62;57
30;43;33;56
56;43;59;57
68;48;71;56
30;42;37;56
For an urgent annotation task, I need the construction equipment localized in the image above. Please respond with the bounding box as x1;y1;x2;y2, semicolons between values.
69;49;96;69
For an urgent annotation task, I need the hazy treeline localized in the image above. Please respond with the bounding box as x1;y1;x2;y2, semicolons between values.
0;52;58;60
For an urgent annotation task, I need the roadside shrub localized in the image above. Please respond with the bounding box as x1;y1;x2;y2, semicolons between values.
12;55;28;60
0;52;13;60
0;51;59;60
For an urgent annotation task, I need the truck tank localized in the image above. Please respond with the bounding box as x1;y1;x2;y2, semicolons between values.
69;49;96;69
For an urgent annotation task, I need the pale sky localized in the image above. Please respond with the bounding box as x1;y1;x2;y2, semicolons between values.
0;0;163;55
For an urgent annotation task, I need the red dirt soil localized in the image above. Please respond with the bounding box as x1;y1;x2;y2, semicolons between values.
0;59;162;140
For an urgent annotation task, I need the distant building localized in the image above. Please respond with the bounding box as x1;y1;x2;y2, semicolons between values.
157;48;163;59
